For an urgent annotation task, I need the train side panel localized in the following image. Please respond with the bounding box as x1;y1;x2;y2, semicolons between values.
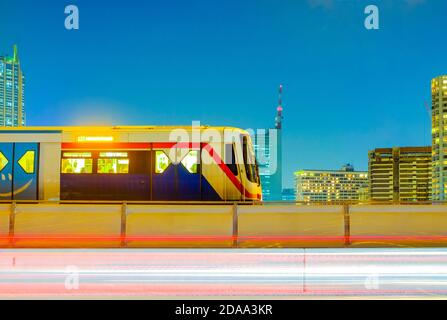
39;142;61;201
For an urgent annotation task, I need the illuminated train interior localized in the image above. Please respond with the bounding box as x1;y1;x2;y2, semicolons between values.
61;149;224;201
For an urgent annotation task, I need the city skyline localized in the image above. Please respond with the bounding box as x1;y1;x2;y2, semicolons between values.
1;0;446;188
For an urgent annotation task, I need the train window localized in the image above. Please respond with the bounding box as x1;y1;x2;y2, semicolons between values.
62;158;93;174
224;144;238;176
0;152;8;172
181;150;199;174
18;151;35;174
98;159;129;174
155;151;171;174
242;136;259;184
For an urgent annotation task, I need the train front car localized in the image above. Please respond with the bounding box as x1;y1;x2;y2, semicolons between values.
0;126;262;203
200;127;262;202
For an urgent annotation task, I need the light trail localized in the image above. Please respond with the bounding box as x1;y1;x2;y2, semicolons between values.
1;249;447;299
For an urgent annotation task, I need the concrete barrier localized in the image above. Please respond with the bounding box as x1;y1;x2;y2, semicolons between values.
238;205;346;248
12;204;122;248
350;205;447;247
0;204;11;247
126;205;234;248
3;203;447;249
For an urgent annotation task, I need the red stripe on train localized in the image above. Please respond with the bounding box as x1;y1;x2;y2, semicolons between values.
202;144;261;200
62;142;152;149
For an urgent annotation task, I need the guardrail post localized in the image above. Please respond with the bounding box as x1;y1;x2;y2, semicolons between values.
343;204;351;247
9;201;16;248
121;203;128;248
232;203;239;248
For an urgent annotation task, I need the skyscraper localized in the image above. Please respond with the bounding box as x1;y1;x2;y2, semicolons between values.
0;45;26;127
252;85;283;201
369;147;432;202
432;75;447;200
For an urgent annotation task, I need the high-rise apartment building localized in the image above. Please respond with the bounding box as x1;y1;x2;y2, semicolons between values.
368;147;431;202
295;165;368;203
0;45;26;127
432;75;447;200
252;85;283;201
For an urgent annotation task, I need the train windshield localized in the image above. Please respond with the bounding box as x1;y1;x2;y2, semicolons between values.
242;135;260;185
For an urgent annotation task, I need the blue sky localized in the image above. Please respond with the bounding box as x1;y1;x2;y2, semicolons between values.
1;0;445;187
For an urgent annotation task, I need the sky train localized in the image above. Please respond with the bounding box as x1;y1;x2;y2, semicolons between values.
0;126;262;202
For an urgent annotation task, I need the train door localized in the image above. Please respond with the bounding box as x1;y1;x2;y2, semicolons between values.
13;143;39;201
240;135;260;202
0;143;39;201
223;143;243;202
152;149;177;201
151;148;201;201
201;144;225;201
94;150;150;201
176;148;201;201
0;143;14;200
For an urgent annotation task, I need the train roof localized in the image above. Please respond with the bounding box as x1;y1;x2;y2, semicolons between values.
0;126;250;134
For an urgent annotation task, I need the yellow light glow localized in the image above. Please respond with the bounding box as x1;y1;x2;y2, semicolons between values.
63;152;92;158
78;136;114;143
100;152;128;158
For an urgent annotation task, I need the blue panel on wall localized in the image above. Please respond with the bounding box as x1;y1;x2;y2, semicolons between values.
0;143;13;200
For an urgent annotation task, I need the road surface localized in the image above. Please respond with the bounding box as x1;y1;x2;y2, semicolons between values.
1;248;447;299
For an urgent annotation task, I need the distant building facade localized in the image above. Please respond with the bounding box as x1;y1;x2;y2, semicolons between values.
295;165;368;203
358;186;370;202
368;147;431;202
252;85;283;201
0;45;25;126
432;75;447;200
281;188;296;201
253;129;282;201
